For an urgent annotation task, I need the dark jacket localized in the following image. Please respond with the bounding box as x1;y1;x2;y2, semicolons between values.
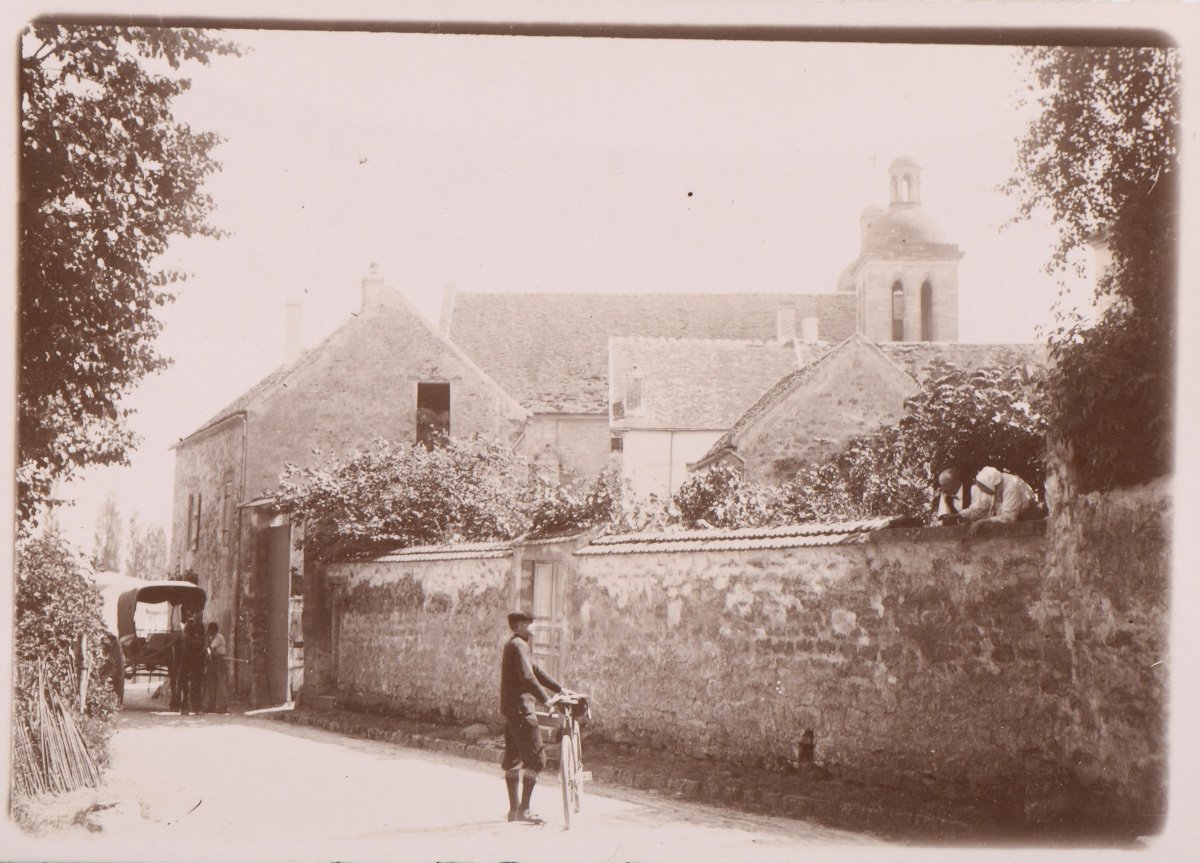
500;633;561;717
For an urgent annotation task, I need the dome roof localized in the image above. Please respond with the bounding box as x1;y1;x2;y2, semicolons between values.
860;205;885;222
890;155;921;171
863;205;946;249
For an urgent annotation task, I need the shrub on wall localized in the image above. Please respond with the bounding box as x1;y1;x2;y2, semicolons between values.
674;464;786;529
785;364;1047;521
676;365;1047;525
278;438;663;559
277;435;532;559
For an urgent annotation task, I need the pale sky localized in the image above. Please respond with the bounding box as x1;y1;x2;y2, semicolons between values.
44;28;1099;559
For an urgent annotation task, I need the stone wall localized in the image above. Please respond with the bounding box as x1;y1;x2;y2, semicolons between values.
318;495;1167;829
244;299;527;498
566;524;1051;806
1031;474;1170;825
323;557;514;723
518;414;614;485
169;417;244;665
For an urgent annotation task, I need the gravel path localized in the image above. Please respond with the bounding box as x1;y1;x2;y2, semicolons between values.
10;709;880;863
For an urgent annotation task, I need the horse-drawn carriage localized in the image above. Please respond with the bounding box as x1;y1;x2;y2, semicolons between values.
116;581;207;677
93;573;206;705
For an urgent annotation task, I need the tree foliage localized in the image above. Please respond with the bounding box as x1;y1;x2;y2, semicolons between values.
675;365;1047;525
278;437;537;560
126;513;167;580
674;464;786;529
1004;46;1178;491
91;491;122;571
15;536;120;760
276;437;672;559
19;25;241;526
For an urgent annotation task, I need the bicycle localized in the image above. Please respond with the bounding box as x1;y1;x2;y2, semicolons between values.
547;690;591;829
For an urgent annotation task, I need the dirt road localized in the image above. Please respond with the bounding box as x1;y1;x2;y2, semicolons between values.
11;709;880;862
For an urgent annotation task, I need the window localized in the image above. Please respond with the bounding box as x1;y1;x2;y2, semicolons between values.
220;480;234;547
920;280;933;341
187;492;202;551
416;382;450;448
625;375;643;412
610;436;623;452
891;281;905;341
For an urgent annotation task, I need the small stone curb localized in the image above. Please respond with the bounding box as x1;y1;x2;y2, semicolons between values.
269;708;981;840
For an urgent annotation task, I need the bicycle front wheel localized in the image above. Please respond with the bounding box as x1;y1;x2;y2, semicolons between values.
560;733;574;829
570;731;584;814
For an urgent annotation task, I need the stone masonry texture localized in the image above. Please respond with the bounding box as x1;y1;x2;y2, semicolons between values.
316;484;1167;831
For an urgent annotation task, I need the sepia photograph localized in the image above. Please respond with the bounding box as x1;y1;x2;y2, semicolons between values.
5;3;1196;861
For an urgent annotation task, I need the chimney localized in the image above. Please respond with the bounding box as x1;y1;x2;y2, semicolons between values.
800;316;820;344
285;300;303;363
776;304;797;344
361;262;387;311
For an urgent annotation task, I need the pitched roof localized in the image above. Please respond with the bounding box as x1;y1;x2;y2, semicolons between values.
575;516;904;555
610;337;798;430
875;341;1046;384
697;337;1045;468
372;540;514;562
446;292;855;413
698;335;898;465
181;287;528;444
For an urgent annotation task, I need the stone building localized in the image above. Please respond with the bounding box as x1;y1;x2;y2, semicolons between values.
692;336;1043;484
169;267;528;706
442;291;855;487
838;156;962;343
169;157;1015;706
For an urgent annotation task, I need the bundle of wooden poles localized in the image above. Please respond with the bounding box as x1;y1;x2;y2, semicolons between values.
13;661;101;798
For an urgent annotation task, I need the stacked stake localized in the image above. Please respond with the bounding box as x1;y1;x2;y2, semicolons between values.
12;662;101;798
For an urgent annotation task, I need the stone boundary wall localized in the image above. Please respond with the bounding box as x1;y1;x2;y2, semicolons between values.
566;523;1050;812
323;556;514;724
1033;475;1170;825
317;484;1168;829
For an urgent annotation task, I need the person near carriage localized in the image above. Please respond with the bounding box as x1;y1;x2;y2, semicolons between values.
178;613;209;715
204;621;229;713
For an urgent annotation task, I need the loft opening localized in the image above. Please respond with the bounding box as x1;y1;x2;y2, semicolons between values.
416;382;450;447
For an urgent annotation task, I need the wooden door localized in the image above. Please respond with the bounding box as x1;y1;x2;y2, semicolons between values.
530;562;564;680
264;525;291;705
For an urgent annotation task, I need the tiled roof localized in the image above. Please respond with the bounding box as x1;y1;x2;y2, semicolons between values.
446;293;855;413
876;342;1046;384
185;333;336;441
610;338;798;430
576;517;903;555
373;540;513;562
698;335;882;464
698;338;1046;467
181;290;528;444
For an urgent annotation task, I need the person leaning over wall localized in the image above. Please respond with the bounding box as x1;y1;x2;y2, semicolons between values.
931;467;972;526
942;465;1039;536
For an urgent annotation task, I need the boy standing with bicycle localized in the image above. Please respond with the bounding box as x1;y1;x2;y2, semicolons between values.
499;609;565;824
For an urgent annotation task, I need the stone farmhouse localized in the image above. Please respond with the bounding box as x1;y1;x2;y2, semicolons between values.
168;157;1039;707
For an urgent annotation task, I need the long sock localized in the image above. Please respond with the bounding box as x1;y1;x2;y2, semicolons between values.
520;775;536;810
505;774;520;811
